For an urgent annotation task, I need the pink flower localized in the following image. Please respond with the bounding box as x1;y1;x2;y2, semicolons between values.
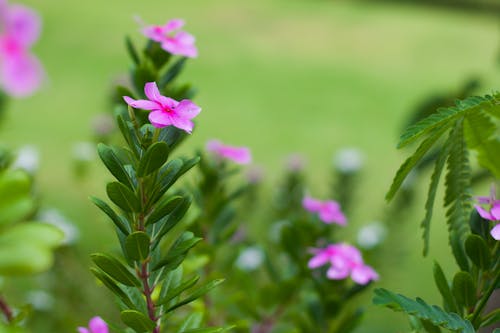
0;0;44;97
123;82;201;133
206;140;252;165
474;184;500;240
308;243;378;285
142;19;197;58
77;316;108;333
302;195;346;225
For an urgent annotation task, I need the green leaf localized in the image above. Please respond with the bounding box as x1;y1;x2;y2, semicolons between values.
117;114;141;157
387;125;450;201
373;288;475;333
90;268;135;309
475;139;500;179
125;36;140;65
158;275;200;305
432;261;458;314
153;232;202;271
106;182;141;212
90;196;130;235
421;134;452;256
0;169;34;226
91;253;140;287
146;195;183;226
97;143;134;188
398;95;498;148
176;313;203;332
444;121;472;271
125;232;150;261
121;310;156;332
153;196;191;247
181;328;227;333
159;58;187;87
166;279;224;313
137;142;169;177
480;308;500;328
452;271;476;310
464;234;491;270
149;159;183;205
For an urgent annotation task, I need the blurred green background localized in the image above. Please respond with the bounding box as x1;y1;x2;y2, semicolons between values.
0;0;499;331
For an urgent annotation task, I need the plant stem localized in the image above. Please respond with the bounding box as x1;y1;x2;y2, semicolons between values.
470;264;500;326
0;295;13;323
140;261;159;333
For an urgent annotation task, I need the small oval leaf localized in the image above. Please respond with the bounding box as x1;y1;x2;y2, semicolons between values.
465;234;491;270
106;182;141;212
137;141;169;177
146;195;183;226
91;253;141;287
121;310;156;332
452;271;476;309
125;232;151;261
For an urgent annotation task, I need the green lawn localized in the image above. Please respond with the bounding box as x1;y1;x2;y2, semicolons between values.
1;0;499;331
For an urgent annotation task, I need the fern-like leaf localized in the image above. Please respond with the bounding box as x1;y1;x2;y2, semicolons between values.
386;126;450;201
444;120;472;271
421;132;453;256
398;94;499;148
373;288;475;333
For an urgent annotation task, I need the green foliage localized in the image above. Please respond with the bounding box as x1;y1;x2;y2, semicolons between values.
373;288;475;333
387;93;500;257
89;35;223;333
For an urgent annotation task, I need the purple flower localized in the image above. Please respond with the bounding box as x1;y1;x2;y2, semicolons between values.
308;243;378;285
474;184;500;240
302;195;346;225
206;140;252;165
123;82;201;133
77;316;108;333
142;19;197;58
0;0;44;97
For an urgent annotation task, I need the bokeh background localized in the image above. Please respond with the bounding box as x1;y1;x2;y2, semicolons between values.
1;0;499;331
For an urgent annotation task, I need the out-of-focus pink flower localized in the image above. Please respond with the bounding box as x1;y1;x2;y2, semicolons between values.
475;184;500;240
142;18;197;58
0;0;44;97
302;195;346;225
206;140;251;165
123;82;201;133
285;153;306;172
77;316;108;333
308;243;378;285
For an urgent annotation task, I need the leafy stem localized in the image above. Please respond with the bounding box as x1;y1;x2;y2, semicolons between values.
0;295;13;323
470;259;500;326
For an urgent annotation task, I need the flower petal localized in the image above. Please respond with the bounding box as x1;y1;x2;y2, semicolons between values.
176;99;201;119
123;96;159;111
326;264;349;280
163;19;185;32
148;110;173;128
144;82;162;102
78;328;90;333
302;196;322;212
0;51;43;97
490;203;500;220
351;265;378;285
308;252;329;269
89;317;108;333
169;115;194;133
490;224;500;240
6;4;41;47
475;205;494;221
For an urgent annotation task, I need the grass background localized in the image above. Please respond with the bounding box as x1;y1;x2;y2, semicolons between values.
1;0;499;331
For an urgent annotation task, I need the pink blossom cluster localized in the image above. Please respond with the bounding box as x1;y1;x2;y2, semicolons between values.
308;243;378;285
206;140;252;165
78;316;108;333
141;19;197;58
475;184;500;240
0;0;43;97
124;82;201;133
302;195;346;225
